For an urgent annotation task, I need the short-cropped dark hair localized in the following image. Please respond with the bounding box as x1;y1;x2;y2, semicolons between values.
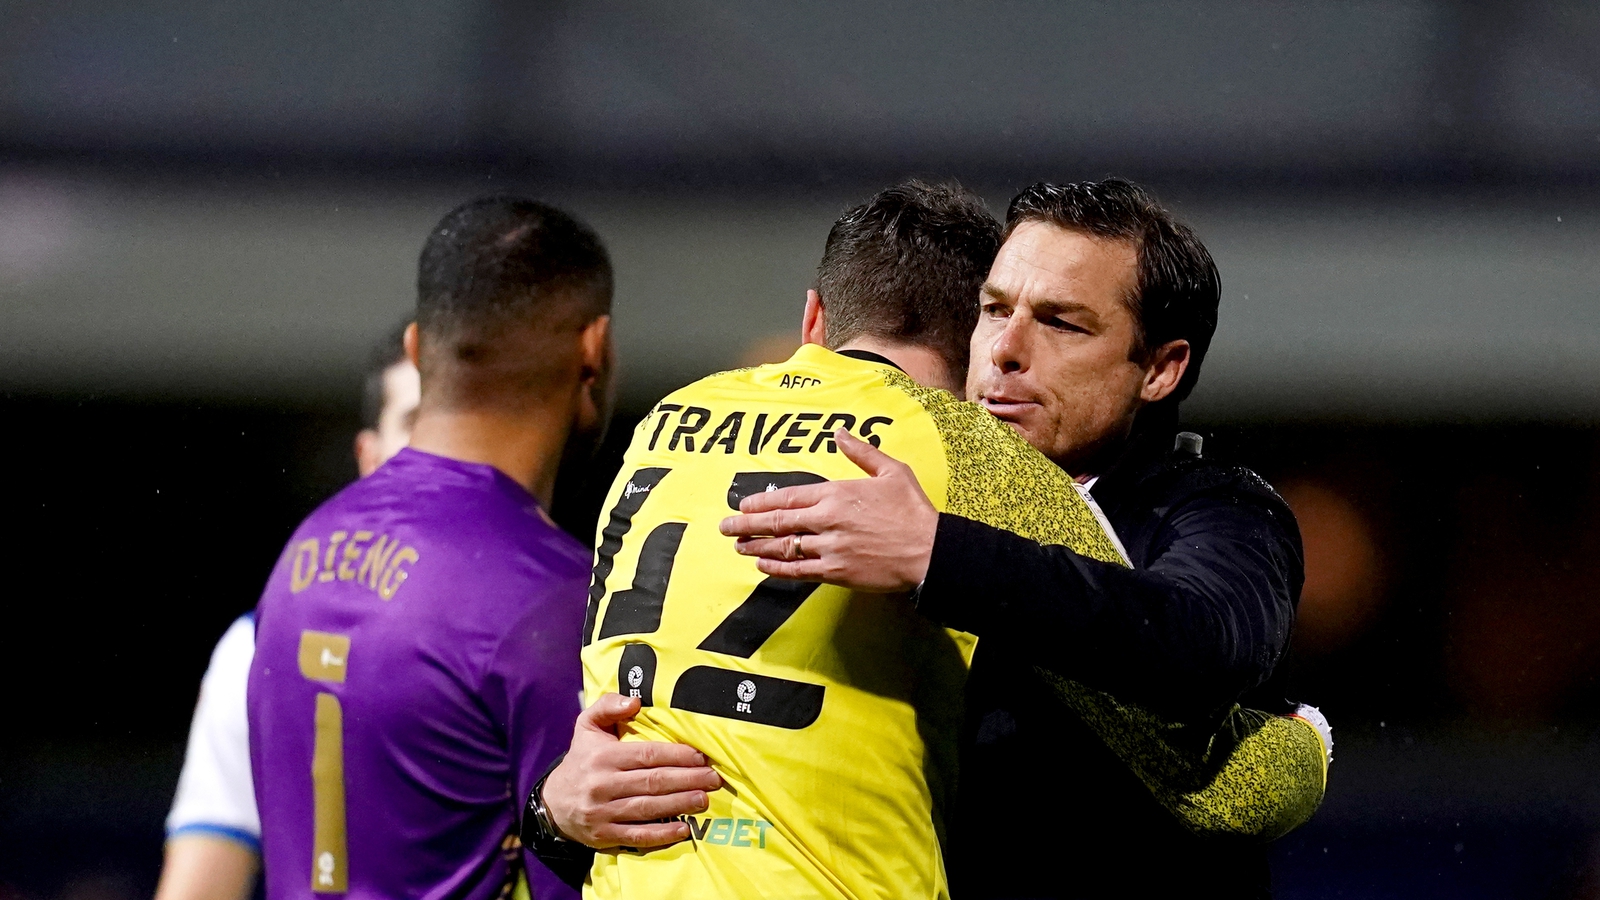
359;319;411;431
1006;180;1219;403
417;195;612;352
414;197;612;402
816;181;1001;376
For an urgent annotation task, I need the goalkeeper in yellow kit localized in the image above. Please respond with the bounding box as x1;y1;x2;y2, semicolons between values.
527;182;1327;899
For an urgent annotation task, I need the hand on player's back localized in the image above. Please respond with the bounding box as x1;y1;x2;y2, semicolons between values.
720;429;937;592
543;693;723;849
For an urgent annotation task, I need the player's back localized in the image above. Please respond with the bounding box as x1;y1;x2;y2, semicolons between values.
249;448;588;900
581;345;1122;900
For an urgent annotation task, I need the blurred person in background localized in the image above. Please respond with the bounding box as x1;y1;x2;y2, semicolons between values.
247;197;613;900
353;321;423;478
153;327;419;900
723;180;1308;897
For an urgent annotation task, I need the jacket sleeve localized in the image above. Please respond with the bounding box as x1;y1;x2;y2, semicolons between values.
917;486;1300;719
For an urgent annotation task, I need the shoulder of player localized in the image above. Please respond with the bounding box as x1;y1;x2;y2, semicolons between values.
194;614;258;695
640;365;755;413
640;349;907;413
258;484;369;596
629;361;804;425
620;360;920;465
511;522;593;581
406;531;589;653
861;368;987;428
265;491;585;612
280;475;373;540
211;615;257;665
443;507;592;583
415;518;589;630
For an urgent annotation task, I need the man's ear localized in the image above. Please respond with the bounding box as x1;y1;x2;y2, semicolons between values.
573;314;617;447
403;321;421;369
579;314;613;383
1140;339;1191;404
354;430;382;478
801;290;828;346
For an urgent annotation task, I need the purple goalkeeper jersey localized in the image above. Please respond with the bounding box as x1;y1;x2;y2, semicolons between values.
248;448;586;900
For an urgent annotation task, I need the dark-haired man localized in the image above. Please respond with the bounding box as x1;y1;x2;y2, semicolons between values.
353;320;421;477
155;325;419;900
568;181;1134;900
531;182;1324;899
247;197;614;900
726;180;1309;896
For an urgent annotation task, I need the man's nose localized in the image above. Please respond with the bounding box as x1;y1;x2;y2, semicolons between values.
990;316;1029;374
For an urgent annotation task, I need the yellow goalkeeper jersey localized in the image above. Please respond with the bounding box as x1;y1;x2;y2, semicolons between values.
580;344;1124;900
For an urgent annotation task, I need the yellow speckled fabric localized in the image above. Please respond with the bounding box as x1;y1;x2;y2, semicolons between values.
1036;670;1328;840
881;370;1125;565
887;369;1326;840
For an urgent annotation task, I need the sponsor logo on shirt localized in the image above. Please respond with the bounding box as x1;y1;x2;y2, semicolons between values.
298;631;350;683
681;815;772;849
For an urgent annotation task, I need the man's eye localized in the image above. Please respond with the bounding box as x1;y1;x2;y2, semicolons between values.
982;303;1010;318
1048;318;1086;333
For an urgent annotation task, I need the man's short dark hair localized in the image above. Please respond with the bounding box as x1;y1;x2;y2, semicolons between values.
1006;180;1220;403
415;196;612;404
360;319;411;431
816;181;1001;377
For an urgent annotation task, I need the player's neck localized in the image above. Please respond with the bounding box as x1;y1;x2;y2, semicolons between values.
830;338;961;395
407;404;570;508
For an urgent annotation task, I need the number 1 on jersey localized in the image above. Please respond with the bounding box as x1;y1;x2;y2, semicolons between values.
299;630;350;893
311;693;347;893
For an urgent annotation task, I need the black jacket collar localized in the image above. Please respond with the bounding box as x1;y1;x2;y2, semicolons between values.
837;348;904;372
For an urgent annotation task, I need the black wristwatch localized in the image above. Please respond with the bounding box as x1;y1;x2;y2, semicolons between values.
518;759;596;888
521;769;568;850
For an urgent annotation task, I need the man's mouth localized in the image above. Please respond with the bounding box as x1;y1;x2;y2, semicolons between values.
979;394;1039;422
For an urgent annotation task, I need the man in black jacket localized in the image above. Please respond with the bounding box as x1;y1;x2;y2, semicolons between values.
725;180;1305;896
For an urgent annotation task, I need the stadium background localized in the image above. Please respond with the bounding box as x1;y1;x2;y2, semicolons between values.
2;2;1598;897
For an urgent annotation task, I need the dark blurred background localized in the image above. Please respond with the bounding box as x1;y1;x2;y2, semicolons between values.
2;2;1599;898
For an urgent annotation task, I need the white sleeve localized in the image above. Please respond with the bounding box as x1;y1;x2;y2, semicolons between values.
1292;703;1334;766
165;615;260;850
1074;481;1131;566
